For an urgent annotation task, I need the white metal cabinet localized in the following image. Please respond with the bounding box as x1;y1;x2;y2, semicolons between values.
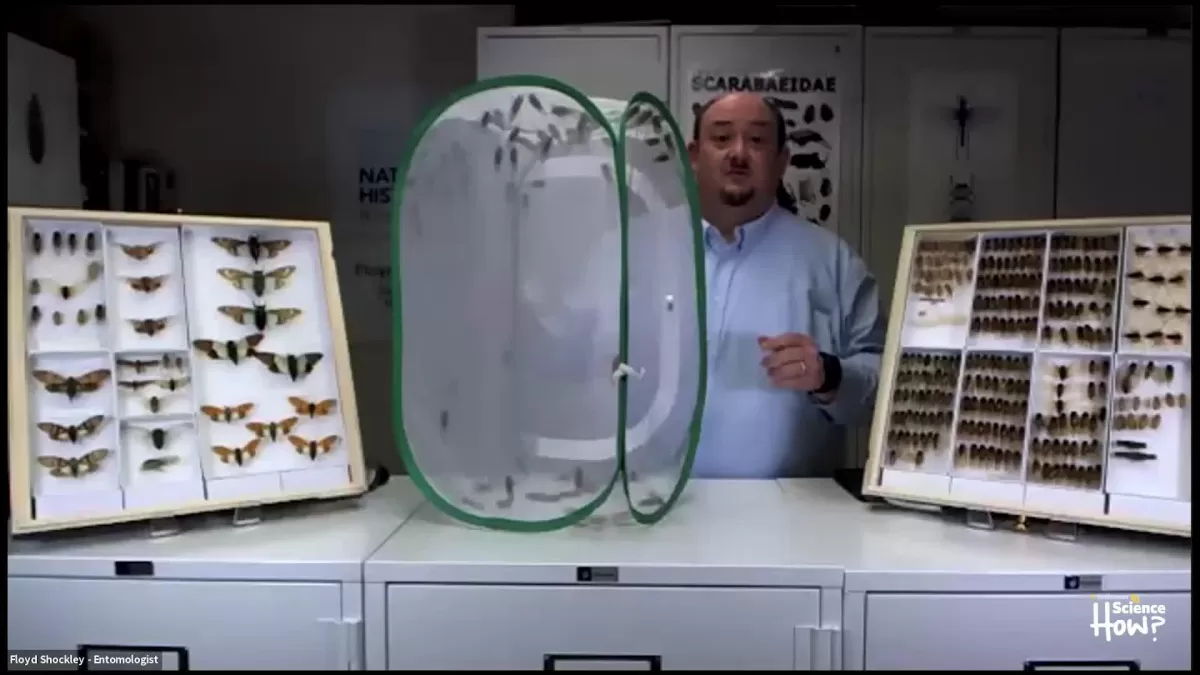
6;480;424;671
864;592;1191;670
1056;28;1193;219
387;584;822;670
8;578;344;670
776;479;1192;671
7;32;83;208
366;481;845;671
477;26;670;101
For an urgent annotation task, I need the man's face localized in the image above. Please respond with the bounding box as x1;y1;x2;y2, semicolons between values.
688;94;788;209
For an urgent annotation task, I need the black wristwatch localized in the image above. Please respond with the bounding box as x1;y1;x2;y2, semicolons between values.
813;352;842;395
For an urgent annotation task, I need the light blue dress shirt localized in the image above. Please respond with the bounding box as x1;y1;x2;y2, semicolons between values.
693;206;885;478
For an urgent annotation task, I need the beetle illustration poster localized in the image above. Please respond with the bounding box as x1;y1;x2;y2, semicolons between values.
905;70;1019;225
686;69;842;230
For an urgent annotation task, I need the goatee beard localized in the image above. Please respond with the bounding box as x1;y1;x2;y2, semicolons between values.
719;187;754;207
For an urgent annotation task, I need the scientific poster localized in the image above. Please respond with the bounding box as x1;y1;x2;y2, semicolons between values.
905;71;1020;225
326;87;418;343
685;69;842;230
334;239;393;345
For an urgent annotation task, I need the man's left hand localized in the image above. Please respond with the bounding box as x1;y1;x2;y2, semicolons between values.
758;333;826;392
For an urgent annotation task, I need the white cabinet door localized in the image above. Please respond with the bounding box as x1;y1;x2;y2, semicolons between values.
388;584;823;670
7;33;82;208
1056;29;1192;219
865;592;1191;670
8;578;346;670
478;27;669;101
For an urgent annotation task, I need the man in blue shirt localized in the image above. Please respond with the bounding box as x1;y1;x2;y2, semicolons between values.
687;93;884;478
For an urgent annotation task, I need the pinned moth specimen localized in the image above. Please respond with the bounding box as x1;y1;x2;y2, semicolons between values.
36;415;106;444
253;351;324;382
52;310;64;326
76;308;90;325
119;377;190;393
85;231;97;255
32;261;103;300
124;275;168;294
212;235;291;263
288;434;340;461
52;231;63;254
212;439;263;467
31;231;43;255
130;317;172;338
217;304;303;332
192;334;265;365
141;455;181;472
95;304;107;323
38;449;111;478
217;265;296;297
246;416;300;443
117;358;161;374
200;402;256;423
32;369;112;401
127;424;183;451
30;305;42;325
67;232;79;254
119;242;162;261
288;396;337;419
120;379;188;413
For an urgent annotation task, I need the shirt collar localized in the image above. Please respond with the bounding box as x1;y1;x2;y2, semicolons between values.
703;205;779;254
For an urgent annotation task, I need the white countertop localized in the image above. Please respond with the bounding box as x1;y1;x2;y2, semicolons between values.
778;479;1193;592
365;479;843;588
8;479;425;583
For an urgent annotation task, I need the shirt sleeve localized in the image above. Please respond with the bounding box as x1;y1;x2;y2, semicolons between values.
813;240;885;427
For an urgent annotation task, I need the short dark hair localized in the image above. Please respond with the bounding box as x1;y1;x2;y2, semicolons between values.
690;94;787;152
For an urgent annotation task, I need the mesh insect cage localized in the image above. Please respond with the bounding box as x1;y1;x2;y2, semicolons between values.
392;75;708;531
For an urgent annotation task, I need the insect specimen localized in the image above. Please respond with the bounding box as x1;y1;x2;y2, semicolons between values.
192;334;265;365
212;439;263;467
216;266;297;297
29;280;40;296
128;425;180;451
36;415;106;443
38;449;111;478
246;416;300;443
30;306;41;324
1112;450;1157;461
33;261;103;300
31;232;43;255
119;377;189;393
129;317;171;337
52;311;64;326
32;369;112;401
212;235;291;263
52;231;63;254
85;232;97;254
288;434;340;460
496;475;515;509
119;242;162;261
200;403;256;423
76;308;90;325
217;304;303;332
67;232;79;254
253;351;324;382
140;456;181;472
287;396;337;419
96;304;107;323
1113;440;1148;450
117;358;161;374
124;275;168;293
